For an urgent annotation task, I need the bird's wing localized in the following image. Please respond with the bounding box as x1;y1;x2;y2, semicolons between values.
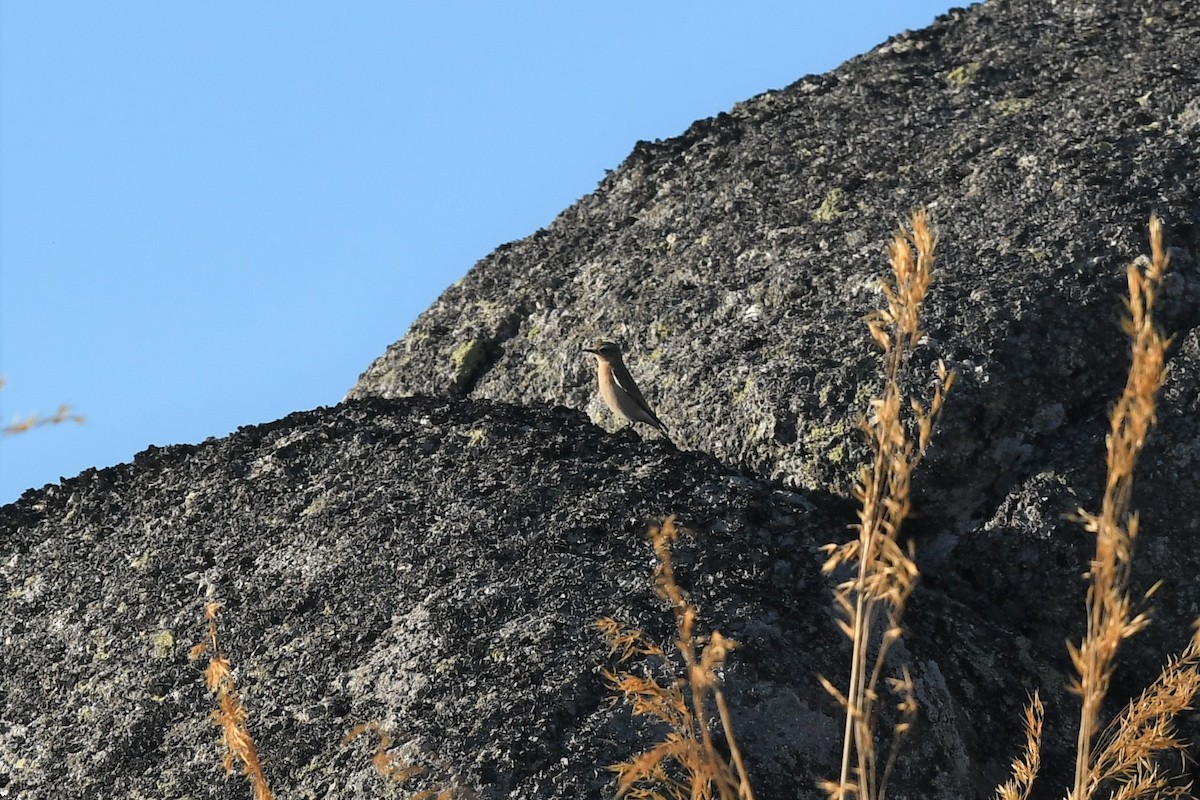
611;360;668;432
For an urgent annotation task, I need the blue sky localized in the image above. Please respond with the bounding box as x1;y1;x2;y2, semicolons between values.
1;2;957;504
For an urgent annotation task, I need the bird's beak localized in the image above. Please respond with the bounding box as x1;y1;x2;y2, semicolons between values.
582;347;597;355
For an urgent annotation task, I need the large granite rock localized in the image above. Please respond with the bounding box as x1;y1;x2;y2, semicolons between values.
350;0;1199;534
0;396;1020;799
4;0;1200;797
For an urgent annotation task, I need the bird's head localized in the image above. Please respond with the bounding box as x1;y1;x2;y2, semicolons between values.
583;340;628;364
583;340;623;362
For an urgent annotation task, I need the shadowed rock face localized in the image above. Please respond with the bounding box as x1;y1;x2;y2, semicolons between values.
4;1;1200;798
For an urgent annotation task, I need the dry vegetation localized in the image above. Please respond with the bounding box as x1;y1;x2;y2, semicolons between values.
993;216;1200;800
0;376;84;435
597;213;1196;800
191;604;462;798
189;602;274;800
818;209;953;800
342;722;468;799
992;693;1045;800
188;215;1197;799
597;516;755;800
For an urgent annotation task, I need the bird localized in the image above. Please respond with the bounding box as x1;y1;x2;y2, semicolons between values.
583;340;669;436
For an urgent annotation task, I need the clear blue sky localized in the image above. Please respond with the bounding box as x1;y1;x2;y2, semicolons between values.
1;2;958;504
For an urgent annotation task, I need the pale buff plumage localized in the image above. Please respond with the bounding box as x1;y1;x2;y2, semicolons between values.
584;341;669;435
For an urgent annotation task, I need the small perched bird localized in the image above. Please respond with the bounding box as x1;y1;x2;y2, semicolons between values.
584;340;669;436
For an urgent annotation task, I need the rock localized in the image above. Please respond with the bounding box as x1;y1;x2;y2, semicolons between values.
0;397;867;798
350;0;1199;554
5;0;1200;797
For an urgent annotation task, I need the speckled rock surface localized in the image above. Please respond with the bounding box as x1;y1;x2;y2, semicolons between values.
5;0;1200;797
346;0;1200;787
1;397;1042;800
350;0;1199;527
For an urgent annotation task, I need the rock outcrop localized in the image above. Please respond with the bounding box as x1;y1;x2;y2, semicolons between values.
4;0;1199;798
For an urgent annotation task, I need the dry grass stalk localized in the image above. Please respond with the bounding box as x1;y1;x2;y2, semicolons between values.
1084;629;1200;800
992;692;1044;800
189;602;274;800
819;209;953;800
990;216;1200;799
344;722;429;784
598;516;755;800
343;722;469;799
1064;215;1199;800
0;377;85;435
